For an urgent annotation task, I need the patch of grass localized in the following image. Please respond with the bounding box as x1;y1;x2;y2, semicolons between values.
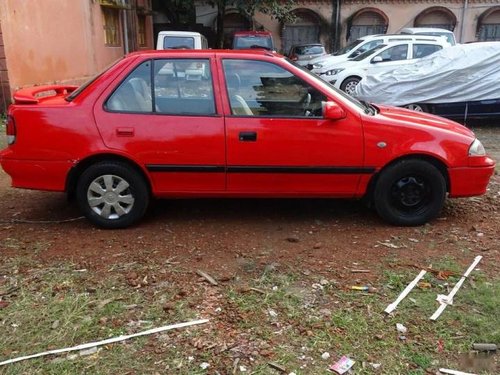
1;254;498;374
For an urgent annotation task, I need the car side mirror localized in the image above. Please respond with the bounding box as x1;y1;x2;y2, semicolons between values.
371;56;383;63
323;101;346;120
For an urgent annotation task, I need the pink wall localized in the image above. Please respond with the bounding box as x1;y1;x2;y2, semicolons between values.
0;1;131;90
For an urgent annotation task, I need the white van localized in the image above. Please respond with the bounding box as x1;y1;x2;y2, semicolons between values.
156;31;208;50
308;34;450;72
399;27;456;46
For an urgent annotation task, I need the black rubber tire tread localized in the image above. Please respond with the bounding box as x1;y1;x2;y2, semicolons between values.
373;159;446;226
76;161;149;229
340;77;361;93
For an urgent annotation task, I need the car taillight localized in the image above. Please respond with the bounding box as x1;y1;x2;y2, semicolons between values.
6;115;16;145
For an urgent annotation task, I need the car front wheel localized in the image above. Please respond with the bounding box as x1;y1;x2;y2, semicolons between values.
340;77;361;95
403;103;428;112
373;159;446;226
76;161;149;229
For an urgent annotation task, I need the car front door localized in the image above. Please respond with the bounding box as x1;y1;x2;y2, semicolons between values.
94;57;226;193
220;58;366;195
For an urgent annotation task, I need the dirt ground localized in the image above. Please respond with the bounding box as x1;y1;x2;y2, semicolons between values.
0;125;499;374
0;126;498;278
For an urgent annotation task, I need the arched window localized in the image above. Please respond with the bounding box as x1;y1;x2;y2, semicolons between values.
478;8;500;41
414;7;456;31
282;9;322;54
347;8;388;43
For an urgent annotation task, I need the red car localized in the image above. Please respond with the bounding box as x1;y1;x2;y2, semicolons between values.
0;50;495;228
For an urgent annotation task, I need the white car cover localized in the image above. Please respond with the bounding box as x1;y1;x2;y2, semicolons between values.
354;42;500;106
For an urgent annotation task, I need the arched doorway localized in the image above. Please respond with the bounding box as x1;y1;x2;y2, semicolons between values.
223;12;250;48
347;8;388;43
282;9;321;54
477;7;500;41
414;7;457;31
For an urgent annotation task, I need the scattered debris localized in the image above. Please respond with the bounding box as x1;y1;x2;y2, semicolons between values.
329;356;355;374
200;362;210;369
321;352;330;360
396;323;407;334
268;309;278;318
0;301;10;309
79;346;98;357
376;241;406;249
351;269;370;273
472;343;497;352
196;270;218;286
418;281;432;289
439;368;477;375
268;362;287;373
430;256;482;321
369;362;381;369
384;270;427;314
350;285;376;293
0;318;209;367
286;236;300;243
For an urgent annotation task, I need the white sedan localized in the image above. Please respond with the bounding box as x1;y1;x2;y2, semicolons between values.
316;40;447;95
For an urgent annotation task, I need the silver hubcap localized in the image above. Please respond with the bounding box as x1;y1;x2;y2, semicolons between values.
406;104;424;112
87;175;134;220
344;80;359;95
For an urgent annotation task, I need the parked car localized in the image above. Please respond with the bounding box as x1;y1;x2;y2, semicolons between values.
156;31;208;50
0;50;494;228
399;27;457;46
306;34;449;72
288;44;326;66
316;38;448;95
232;31;274;50
354;42;500;123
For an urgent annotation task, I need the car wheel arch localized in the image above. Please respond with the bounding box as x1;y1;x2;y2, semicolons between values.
364;154;450;203
66;153;152;199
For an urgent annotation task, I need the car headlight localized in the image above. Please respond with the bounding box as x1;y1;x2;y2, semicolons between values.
323;68;344;76
468;138;486;156
312;63;323;69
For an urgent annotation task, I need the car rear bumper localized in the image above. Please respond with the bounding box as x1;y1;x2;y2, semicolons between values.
0;154;71;192
448;161;496;197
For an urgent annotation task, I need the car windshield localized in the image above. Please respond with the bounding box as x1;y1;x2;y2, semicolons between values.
286;58;370;113
351;44;386;61
295;45;324;55
333;39;363;56
234;36;273;50
66;58;123;102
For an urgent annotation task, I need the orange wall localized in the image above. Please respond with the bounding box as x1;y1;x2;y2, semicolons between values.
0;0;126;90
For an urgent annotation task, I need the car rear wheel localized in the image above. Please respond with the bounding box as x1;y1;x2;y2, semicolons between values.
76;161;149;229
373;159;446;226
404;103;428;112
340;77;361;95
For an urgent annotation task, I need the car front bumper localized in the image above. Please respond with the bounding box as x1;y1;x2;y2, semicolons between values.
448;158;496;197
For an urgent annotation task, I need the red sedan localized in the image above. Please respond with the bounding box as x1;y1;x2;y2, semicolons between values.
0;50;495;228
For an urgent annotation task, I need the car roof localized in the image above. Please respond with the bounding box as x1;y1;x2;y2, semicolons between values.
400;27;454;33
157;31;203;37
233;31;272;36
127;49;280;59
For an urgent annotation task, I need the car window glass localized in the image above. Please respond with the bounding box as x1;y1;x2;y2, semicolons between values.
164;36;195;49
354;39;383;56
106;60;153;113
351;44;386;61
296;46;324;55
412;44;442;59
333;39;363;56
223;59;326;117
376;44;409;62
154;59;215;115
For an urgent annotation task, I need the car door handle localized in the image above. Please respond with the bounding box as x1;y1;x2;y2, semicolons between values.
239;131;257;142
116;127;134;137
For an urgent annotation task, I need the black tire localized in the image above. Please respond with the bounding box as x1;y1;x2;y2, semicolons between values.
373;159;446;226
76;161;149;229
340;77;361;95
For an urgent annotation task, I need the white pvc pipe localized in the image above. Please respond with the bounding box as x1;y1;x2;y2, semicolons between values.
384;270;427;314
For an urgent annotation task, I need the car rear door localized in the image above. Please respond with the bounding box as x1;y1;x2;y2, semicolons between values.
93;56;226;193
219;57;366;196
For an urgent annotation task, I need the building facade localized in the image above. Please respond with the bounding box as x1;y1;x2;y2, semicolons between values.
195;1;500;53
0;0;153;113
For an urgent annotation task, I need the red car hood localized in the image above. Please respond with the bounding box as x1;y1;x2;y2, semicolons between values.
375;104;474;138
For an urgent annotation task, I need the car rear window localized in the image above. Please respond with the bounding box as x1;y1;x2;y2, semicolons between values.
233;36;273;50
295;46;324;55
163;36;195;49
